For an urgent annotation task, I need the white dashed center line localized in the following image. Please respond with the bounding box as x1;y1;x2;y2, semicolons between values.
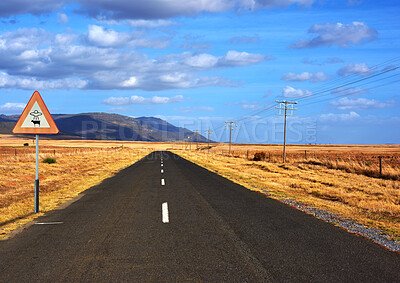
35;222;63;225
161;178;165;186
161;169;164;173
162;202;169;223
161;164;163;167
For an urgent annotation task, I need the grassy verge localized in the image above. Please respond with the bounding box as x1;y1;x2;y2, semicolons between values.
174;150;400;241
0;148;150;239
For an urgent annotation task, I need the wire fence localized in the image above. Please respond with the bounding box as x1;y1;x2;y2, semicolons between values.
0;146;156;163
197;147;400;181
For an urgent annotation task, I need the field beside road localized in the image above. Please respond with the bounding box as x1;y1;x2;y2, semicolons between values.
174;148;400;242
1;134;399;243
0;136;154;238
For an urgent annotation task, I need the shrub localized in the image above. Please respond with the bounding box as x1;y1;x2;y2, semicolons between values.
43;157;57;164
253;152;266;161
23;143;29;146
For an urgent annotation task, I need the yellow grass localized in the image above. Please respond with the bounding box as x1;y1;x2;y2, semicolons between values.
0;145;151;239
173;149;400;240
1;134;399;240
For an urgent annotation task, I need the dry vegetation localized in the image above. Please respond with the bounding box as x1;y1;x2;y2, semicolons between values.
205;144;400;180
0;136;155;239
174;148;400;240
1;135;399;241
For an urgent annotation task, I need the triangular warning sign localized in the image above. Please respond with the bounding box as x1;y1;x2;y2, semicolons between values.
13;91;59;134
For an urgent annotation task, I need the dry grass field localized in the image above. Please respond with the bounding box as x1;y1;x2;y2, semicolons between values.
1;134;399;242
174;148;400;241
0;135;158;239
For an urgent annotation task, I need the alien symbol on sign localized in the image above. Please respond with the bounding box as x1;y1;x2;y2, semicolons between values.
30;110;42;127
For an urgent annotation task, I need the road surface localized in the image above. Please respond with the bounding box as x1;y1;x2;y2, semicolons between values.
1;151;399;282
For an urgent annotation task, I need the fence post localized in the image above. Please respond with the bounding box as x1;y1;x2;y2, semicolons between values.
269;152;271;162
324;153;326;163
15;149;17;157
363;156;365;170
247;150;249;159
314;151;316;159
349;155;351;163
305;150;307;160
379;156;382;176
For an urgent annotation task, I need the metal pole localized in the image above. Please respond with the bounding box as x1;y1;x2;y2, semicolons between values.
35;134;39;213
283;103;287;163
229;126;232;155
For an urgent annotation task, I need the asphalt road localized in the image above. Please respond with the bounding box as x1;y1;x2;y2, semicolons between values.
1;151;399;282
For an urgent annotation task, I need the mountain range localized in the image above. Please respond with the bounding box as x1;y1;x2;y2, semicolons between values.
0;113;208;142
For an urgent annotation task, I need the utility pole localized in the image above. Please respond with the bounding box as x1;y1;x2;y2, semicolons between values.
188;136;192;150
225;121;236;155
276;100;297;163
205;130;213;153
193;130;199;149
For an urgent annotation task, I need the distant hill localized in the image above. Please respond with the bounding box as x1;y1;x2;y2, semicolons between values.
0;113;208;142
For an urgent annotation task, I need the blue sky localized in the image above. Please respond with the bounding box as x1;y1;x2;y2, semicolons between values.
0;0;399;144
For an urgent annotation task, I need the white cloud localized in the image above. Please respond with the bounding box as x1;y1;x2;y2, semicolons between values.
290;22;377;49
184;53;219;68
281;71;328;82
57;13;69;24
183;51;267;68
319;111;360;121
0;102;26;114
87;25;129;47
86;25;170;49
0;72;87;90
337;62;374;77
282;86;312;98
152;95;183;104
102;95;184;105
121;76;138;87
0;28;263;91
330;97;394;110
219;50;268;66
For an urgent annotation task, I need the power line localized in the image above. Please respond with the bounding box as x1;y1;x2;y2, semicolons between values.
208;56;399;141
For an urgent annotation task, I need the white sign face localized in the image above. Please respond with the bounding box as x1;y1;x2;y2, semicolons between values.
20;101;50;128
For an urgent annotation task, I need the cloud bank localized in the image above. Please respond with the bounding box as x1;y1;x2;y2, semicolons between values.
0;27;267;91
0;0;315;19
290;22;377;49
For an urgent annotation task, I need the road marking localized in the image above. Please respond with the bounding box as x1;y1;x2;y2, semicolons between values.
161;169;164;173
35;222;63;225
161;164;163;167
161;178;165;186
162;202;169;223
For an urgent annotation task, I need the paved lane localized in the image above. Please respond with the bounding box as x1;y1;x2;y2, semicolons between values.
0;151;399;282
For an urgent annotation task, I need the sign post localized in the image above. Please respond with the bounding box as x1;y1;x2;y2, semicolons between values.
13;91;59;213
